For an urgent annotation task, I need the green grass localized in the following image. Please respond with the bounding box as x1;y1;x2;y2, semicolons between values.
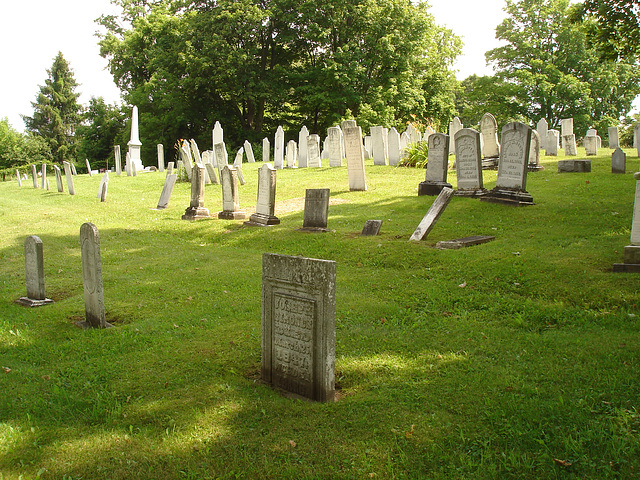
1;149;639;479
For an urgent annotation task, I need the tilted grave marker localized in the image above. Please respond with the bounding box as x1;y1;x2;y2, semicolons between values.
409;187;454;241
218;165;246;220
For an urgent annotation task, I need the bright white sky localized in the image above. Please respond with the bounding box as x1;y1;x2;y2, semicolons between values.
0;0;634;132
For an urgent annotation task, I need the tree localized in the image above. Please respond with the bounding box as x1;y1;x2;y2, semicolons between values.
0;118;52;171
23;52;82;164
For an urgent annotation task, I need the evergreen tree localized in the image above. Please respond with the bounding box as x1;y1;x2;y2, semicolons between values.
23;52;82;164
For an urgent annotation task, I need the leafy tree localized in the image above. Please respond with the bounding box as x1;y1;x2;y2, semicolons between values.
0;118;52;171
23;52;82;164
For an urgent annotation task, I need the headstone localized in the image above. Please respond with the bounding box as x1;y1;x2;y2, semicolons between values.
327;127;344;167
307;134;322;168
546;130;560;156
454;128;487;197
85;159;93;177
236;165;246;186
528;129;543;171
261;253;336;402
436;235;496;250
40;163;47;189
364;136;373;159
63;161;75;195
298;126;309;167
285;140;297;168
214;142;229;173
274;126;285;169
213;121;224;146
482;122;534;205
387;127;401;166
299;188;330;232
16;169;22;187
608;126;620;149
114;145;122;175
155;173;178;209
71;164;77;176
125;152;132;176
536;119;548;150
400;131;410;152
262;137;270;163
31;165;38;188
563;134;578;156
218;165;246;220
448;117;463;155
182;164;210;220
167;161;175;175
341;120;357;130
480;113;500;167
584;135;598;156
157;144;165;172
127;106;143;172
418;133;451;196
361;220;382;236
97;172;109;202
371;126;387;165
409;187;454;241
612;147;626;174
596;135;602;149
205;163;219;185
245;164;280;226
586;128;597;137
179;140;194;180
234;147;244;167
244;140;256;163
16;235;53;307
79;223;112;328
343;124;367;191
131;159;137;176
558;159;591;172
613;171;640;272
560;118;573;148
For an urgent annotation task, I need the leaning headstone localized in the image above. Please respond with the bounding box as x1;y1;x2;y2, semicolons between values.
85;159;93;177
418;133;451;196
261;253;336;402
298;126;309;168
371;126;387;165
79;223;112;328
244;140;256;163
234;147;244;167
155;173;178;209
236;165;246;185
182;164;210;220
114;145;122;175
274;126;285;169
71;164;77;176
245;164;280;226
31;165;38;188
546;130;560;156
16;169;22;187
218;165;246;220
327;127;344;167
97;172;109;202
16;235;54;307
612;147;626;174
560;118;574;148
205;163;219;185
387;127;401;166
608;126;620;149
563;134;578;156
480;113;500;168
536;119;548;150
448;117;463;155
613;171;640;272
436;235;496;250
343;124;367;191
528;129;543;171
558;159;591;172
584;135;598;156
454;128;487;197
179;140;193;180
262;138;270;163
482;122;534;206
214;142;228;173
157;144;165;172
361;220;382;236
63;161;75;195
307;134;322;168
299;188;330;232
409;187;454;241
40;163;47;189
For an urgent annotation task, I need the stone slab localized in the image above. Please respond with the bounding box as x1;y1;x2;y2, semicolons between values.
409;187;454;241
435;235;496;250
558;160;591;173
361;220;382;236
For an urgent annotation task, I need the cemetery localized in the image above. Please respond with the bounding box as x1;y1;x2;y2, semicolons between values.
1;132;640;478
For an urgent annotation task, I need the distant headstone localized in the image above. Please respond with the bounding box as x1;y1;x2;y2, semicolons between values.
307;134;322;168
245;164;280;226
418;133;451;196
205;163;219;185
409;187;454;241
528;129;543;171
127;106;143;173
480;113;500;167
218;165;246;220
85;158;92;177
563;134;578;156
371;126;387;165
546;130;560;156
448;117;463;155
156;173;178;209
234;147;244;166
114;145;122;175
79;223;112;328
274;126;285;169
71;164;77;176
298;126;309;168
560;118;574;148
612;148;626;174
613;171;640;272
63;161;75;195
242;140;255;163
454;128;487;197
343;125;367;191
558;159;591;172
327;127;344;167
157;144;165;172
214;142;228;176
213;121;224;146
261;252;336;402
361;220;382;236
584;135;598;155
30;165;38;188
40;163;47;189
97;172;109;202
536;119;548;150
608;126;620;149
16;169;22;187
179;140;193;180
16;235;53;307
286;140;298;168
299;188;330;232
125;152;132;176
387;127;401;166
182;164;210;220
167;161;175;175
363;135;372;159
263;138;270;163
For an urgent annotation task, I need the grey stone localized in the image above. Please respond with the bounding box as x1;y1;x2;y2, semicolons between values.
608;126;620;149
245;164;280;226
274;126;285;169
409;187;454;241
16;169;22;187
536;119;548;150
371;126;387;165
387;127;401;166
480;112;500;159
71;164;77;176
454;128;487;197
156;173;177;209
53;165;64;192
218;166;246;220
298;126;309;167
16;235;53;307
327;127;344;167
612;147;626;174
613;172;640;271
285;140;298;168
114;145;122;176
31;165;38;188
419;133;451;196
157;144;165;172
244;140;256;163
584;135;598;155
79;223;111;328
97;172;109;202
213;121;224;146
528;129;543;171
63;161;75;195
546;130;560;156
361;220;382;236
436;235;496;250
560;118;573;148
263;138;270;163
563;134;578;156
205;163;219;185
182;164;210;220
127;106;143;173
299;188;330;232
179;140;193;180
41;163;47;189
85;158;93;176
307;134;322;168
234;147;244;167
448;117;463;155
343;124;367;191
558;159;591;172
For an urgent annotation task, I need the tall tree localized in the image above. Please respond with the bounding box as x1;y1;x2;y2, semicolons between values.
0;118;52;170
23;52;82;164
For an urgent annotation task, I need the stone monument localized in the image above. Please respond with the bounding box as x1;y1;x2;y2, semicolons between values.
63;161;75;195
156;173;178;209
299;188;330;232
536;118;548;151
274;126;285;169
480;112;500;168
387;127;401;166
454;128;487;197
298;126;309;168
546;130;560;156
157;144;165;172
608;126;620;149
79;223;112;328
263;138;270;163
371;126;387;165
182;164;210;220
307;134;322;168
16;235;54;307
528;129;543;171
245;164;280;226
563;134;578;156
584;135;598;156
343;123;367;191
127;106;144;172
114;145;122;175
612;148;626;174
418;133;451;195
448;117;463;155
327;127;344;167
218;165;246;220
614;171;640;272
409;187;454;241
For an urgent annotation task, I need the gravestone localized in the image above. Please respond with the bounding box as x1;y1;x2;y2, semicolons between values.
213;121;224;146
274;126;285;169
371;126;387;165
157;144;165;172
361;220;383;236
243;140;256;163
387;127;401;166
182;164;210;220
436;235;496;250
528;129;543;171
167;161;175;175
299;188;330;232
71;164;77;176
364;135;372;159
114;145;122;175
127;106;144;173
16;235;53;307
31;165;38;188
63;161;75;195
586;128;597;137
343;124;367;191
584;135;598;155
454;128;487;197
214;142;228;175
612;147;626;174
560;118;574;148
608;126;620;149
131;159;137;176
218;165;246;220
234;147;244;166
482;122;534;206
327;127;344;167
16;169;22;187
41;163;47;189
558;159;591;172
480;113;500;168
536;119;548;150
85;159;93;176
546;130;560;156
409;187;454;241
245;164;280;226
307;134;322;168
448;117;463;155
261;253;336;402
286;140;298;168
298;126;309;168
97;172;109;202
400;131;410;152
563;134;578;156
205;163;219;185
125;152;132;176
613;171;640;272
79;223;112;328
179;140;193;180
418;133;451;196
263;138;270;163
156;173;178;209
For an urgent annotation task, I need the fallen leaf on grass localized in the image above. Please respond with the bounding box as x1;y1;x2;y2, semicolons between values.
553;458;572;467
458;282;467;288
405;425;415;438
2;367;11;373
289;440;297;448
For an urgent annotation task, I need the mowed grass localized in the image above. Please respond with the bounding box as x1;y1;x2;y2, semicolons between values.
0;148;639;479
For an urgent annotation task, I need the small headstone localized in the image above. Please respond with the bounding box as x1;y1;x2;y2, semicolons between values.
31;165;38;188
285;140;298;168
53;165;63;192
298;126;309;167
584;135;598;156
612;147;626;174
155;173;178;209
480;113;500;168
546;130;560;156
371;126;387;165
387;127;401;166
448;117;463;155
16;169;22;187
563;134;578;156
262;138;270;163
245;164;280;227
307;134;322;168
536;119;548;150
409;187;454;241
214;142;228;175
363;136;372;159
79;223;112;328
528;129;543;171
608;126;619;149
274;126;285;169
236;165;246;185
613;171;640;272
361;220;382;236
179;140;193;180
343;124;367;191
418;133;451;196
157;144;165;172
85;159;93;177
327;127;344;167
234;147;244;167
97;172;109;202
205;163;219;185
63;161;75;195
454;128;487;197
558;159;591;172
213;121;224;145
436;235;496;250
299;188;330;232
71;164;77;176
218;165;246;220
560;118;574;148
167;161;175;175
41;163;49;190
182;164;210;220
114;145;122;175
16;235;54;307
243;140;255;163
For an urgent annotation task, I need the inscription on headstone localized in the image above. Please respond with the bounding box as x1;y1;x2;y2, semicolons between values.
419;133;451;196
454;129;486;197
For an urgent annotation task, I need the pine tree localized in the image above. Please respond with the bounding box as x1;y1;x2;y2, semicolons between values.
23;52;82;164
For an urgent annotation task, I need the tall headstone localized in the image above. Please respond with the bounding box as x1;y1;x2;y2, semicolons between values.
16;236;53;307
613;171;640;271
79;223;111;328
179;140;193;180
245;164;280;226
536;119;548;150
261;253;336;402
40;163;48;189
285;140;298;168
85;158;93;177
387;127;401;166
234;147;244;167
156;173;178;209
213;121;224;146
528;129;543;171
127;106;143;172
97;172;109;202
343;124;367;191
307;134;322;168
409;187;454;241
480;113;500;167
63;161;75;195
16;169;22;187
563;134;578;156
418;133;451;196
114;145;122;176
371;126;387;165
584;135;598;156
482;122;534;205
612;147;626;174
31;165;38;188
262;138;270;163
608;126;620;149
274;126;285;169
546;130;560;156
560;118;574;148
448;117;463;155
182;164;210;220
244;140;256;163
454;128;487;197
327;127;344;167
298;126;309;168
218;165;246;220
299;188;330;232
157;144;165;172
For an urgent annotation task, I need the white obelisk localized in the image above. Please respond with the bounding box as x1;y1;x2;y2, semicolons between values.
128;106;144;172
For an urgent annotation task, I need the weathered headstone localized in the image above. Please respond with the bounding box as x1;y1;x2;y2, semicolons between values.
31;165;38;188
560;118;574;148
182;164;210;220
584;135;598;156
343;124;367;191
436;235;496;250
213;121;224;146
40;163;47;189
612;147;626;174
85;159;93;177
363;135;372;159
234;147;244;167
179;140;193;180
79;223;111;328
361;220;382;236
218;165;246;220
387;127;401;166
286;140;298;168
448;117;463;155
409;187;454;241
371;126;387;165
480;113;500;167
613;171;640;271
454;128;487;197
327;127;344;167
418;133;451;196
97;172;109;202
261;253;336;402
299;188;330;232
157;144;165;172
546;129;560;156
156;173;178;209
608;126;620;149
274;126;285;169
558;159;591;172
245;164;280;226
114;145;122;175
482;122;534;205
63;161;75;195
262;137;270;163
127;106;143;173
244;140;256;163
16;235;53;307
205;163;219;185
214;142;228;174
563;134;578;156
307;134;322;168
528;129;543;171
167;161;175;175
16;169;22;187
536;119;548;150
71;164;77;176
298;126;309;168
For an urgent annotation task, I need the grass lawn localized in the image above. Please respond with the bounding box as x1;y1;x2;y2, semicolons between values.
1;148;639;479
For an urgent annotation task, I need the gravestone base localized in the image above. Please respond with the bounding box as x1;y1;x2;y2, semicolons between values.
418;181;452;196
558;159;591;173
613;245;640;272
218;210;246;220
454;188;488;198
482;157;499;170
182;206;211;220
481;188;534;206
16;297;54;307
244;213;280;227
436;235;496;250
75;319;114;329
298;226;331;233
528;164;545;172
